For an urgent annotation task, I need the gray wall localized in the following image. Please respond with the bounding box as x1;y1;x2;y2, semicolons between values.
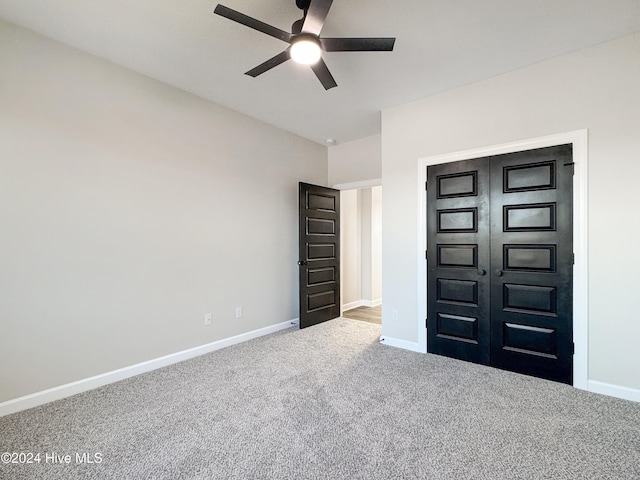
381;32;640;392
0;20;327;403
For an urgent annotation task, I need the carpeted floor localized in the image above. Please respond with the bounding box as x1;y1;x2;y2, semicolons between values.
1;318;639;479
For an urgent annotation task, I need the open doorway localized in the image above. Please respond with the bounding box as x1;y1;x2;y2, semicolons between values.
339;186;382;324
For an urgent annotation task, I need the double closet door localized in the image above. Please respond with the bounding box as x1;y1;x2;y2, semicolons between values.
427;145;573;384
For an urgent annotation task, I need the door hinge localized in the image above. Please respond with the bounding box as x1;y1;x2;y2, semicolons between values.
572;253;575;265
572;342;575;355
564;162;575;175
425;250;428;260
425;317;428;328
425;180;428;190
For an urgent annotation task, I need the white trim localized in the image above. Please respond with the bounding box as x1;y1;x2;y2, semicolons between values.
0;319;298;417
342;298;383;313
416;156;429;353
417;130;589;390
332;178;382;190
342;300;364;312
363;298;382;308
588;381;640;403
571;133;589;391
379;335;423;353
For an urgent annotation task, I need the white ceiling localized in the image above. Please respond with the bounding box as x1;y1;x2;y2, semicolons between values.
1;0;639;145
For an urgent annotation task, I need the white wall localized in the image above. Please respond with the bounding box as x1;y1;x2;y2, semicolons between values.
360;189;373;303
329;135;383;311
381;32;640;393
328;134;381;186
360;186;383;306
340;187;382;311
371;186;382;302
340;189;361;309
0;20;327;404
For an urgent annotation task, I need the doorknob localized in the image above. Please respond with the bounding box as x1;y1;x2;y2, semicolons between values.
298;260;308;266
477;268;486;276
495;269;503;277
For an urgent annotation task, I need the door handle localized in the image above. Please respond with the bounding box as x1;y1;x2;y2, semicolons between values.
477;268;486;276
495;269;503;277
298;260;308;266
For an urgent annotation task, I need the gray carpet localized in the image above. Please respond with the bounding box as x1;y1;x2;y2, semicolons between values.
1;318;639;480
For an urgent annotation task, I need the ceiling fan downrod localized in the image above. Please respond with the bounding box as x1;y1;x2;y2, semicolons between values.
296;0;311;12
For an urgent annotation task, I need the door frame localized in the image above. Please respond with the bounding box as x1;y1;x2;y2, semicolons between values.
332;178;383;316
417;130;588;390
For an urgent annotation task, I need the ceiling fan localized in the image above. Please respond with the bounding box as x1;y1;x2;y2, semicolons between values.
214;0;396;90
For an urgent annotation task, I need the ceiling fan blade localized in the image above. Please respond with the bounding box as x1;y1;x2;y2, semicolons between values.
302;0;334;36
214;4;291;43
245;50;291;77
321;37;396;52
310;58;337;90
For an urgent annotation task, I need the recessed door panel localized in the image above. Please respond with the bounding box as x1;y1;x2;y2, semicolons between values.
503;323;557;358
307;243;335;261
307;267;335;286
504;161;555;192
438;208;477;233
307;218;335;235
308;290;336;311
438;245;477;268
504;245;556;272
437;172;478;198
503;284;557;315
504;203;556;231
437;279;478;305
437;314;478;343
307;193;336;212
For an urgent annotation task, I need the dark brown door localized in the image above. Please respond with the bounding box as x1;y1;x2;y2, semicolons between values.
427;157;491;365
427;145;573;384
489;146;573;383
298;182;340;329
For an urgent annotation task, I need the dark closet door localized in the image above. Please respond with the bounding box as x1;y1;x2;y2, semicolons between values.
489;145;573;384
298;182;341;329
427;158;491;365
426;145;573;384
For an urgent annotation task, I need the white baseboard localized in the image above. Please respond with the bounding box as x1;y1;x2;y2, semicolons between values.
587;380;640;403
379;342;640;403
0;319;298;418
379;335;425;353
5;320;634;417
341;300;362;312
342;298;382;313
362;298;382;308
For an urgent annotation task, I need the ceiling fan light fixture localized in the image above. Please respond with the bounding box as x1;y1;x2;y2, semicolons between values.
290;36;322;65
213;2;396;90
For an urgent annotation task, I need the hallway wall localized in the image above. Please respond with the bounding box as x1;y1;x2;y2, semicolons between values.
340;187;382;311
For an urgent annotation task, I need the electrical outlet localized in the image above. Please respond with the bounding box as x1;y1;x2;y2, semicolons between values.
235;306;243;319
392;309;399;321
204;313;212;326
